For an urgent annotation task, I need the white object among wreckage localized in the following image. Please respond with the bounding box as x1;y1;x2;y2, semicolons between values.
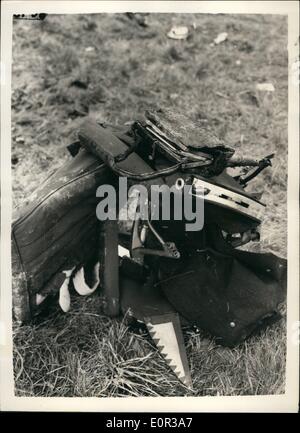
57;263;100;312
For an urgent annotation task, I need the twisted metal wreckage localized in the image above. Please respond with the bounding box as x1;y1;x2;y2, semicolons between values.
12;110;287;387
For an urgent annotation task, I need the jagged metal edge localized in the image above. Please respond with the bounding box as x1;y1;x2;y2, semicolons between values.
145;315;192;387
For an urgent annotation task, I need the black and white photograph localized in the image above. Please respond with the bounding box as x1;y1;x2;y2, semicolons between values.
1;1;299;413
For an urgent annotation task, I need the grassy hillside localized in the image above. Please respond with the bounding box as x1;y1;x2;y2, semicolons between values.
12;13;287;397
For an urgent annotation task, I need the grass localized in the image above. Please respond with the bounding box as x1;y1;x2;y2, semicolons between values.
12;13;287;397
13;296;286;397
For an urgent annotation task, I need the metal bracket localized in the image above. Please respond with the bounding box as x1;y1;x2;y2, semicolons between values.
131;217;180;263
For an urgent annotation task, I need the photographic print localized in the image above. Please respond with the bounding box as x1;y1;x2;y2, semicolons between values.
1;1;299;413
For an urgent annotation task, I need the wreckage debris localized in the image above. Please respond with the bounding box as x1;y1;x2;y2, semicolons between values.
167;26;189;40
12;109;287;387
213;32;228;45
256;82;275;92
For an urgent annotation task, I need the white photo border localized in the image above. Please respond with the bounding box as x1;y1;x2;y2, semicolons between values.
1;0;299;413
